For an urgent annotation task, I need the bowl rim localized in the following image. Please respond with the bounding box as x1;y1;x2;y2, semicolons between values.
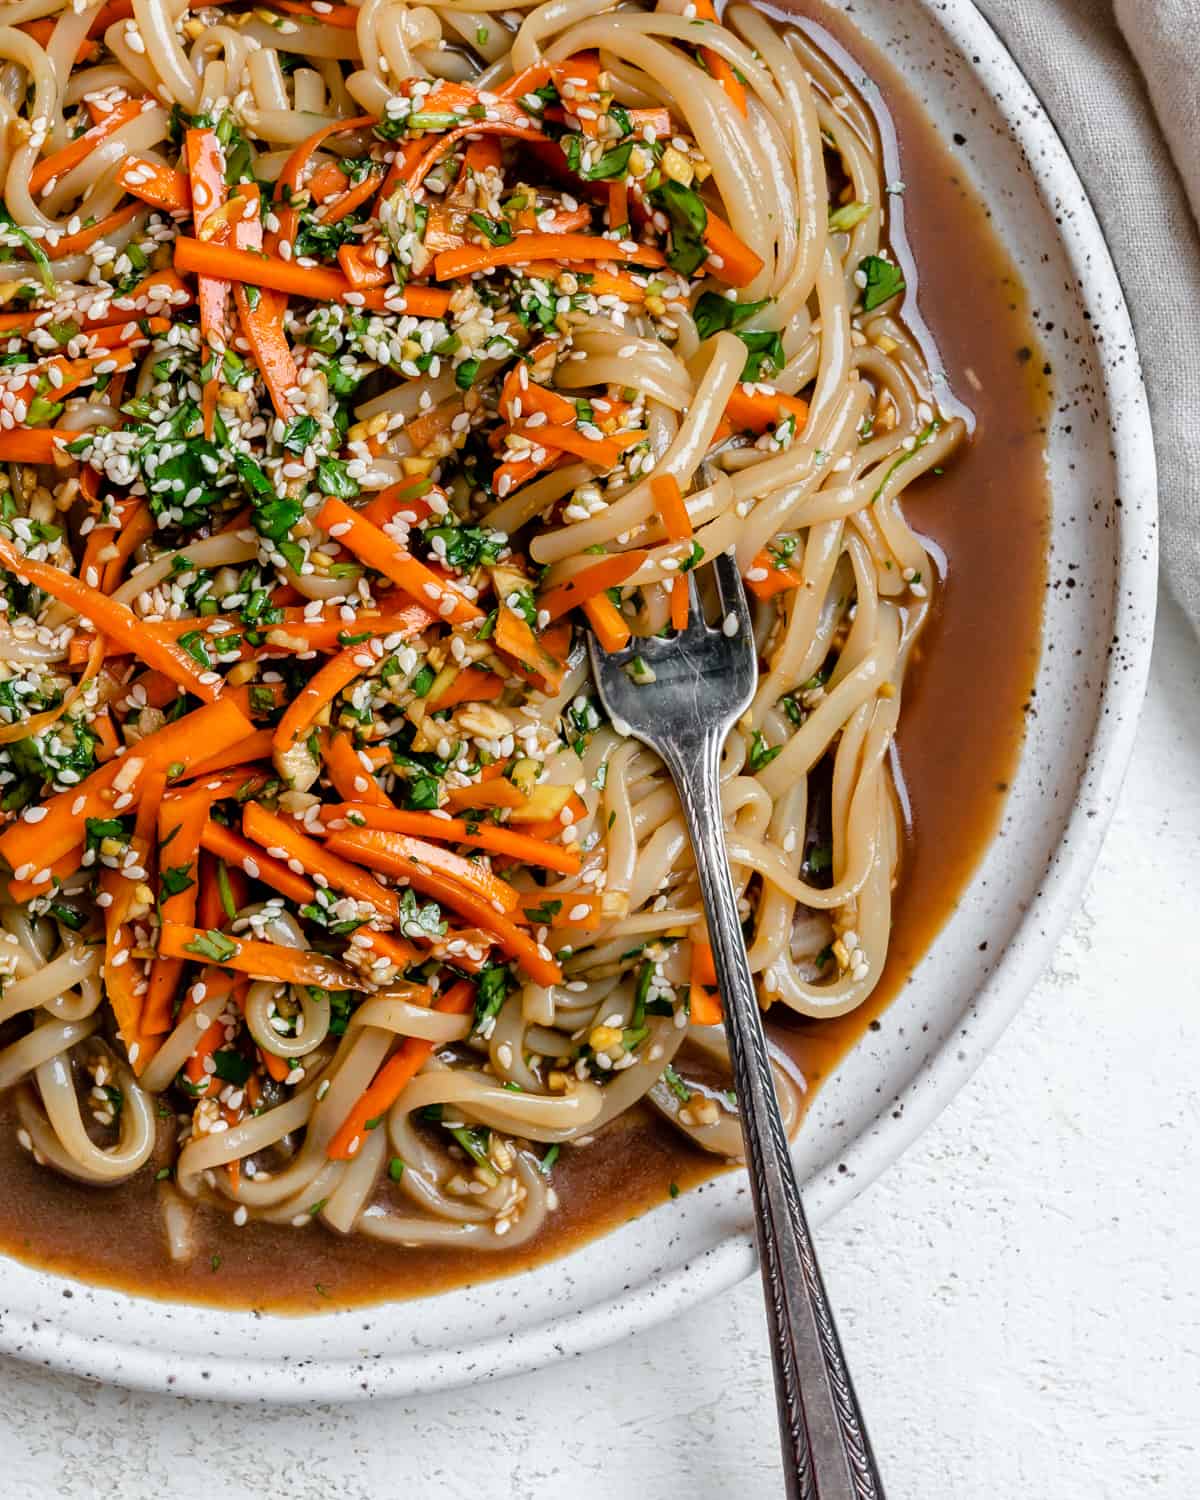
0;0;1159;1402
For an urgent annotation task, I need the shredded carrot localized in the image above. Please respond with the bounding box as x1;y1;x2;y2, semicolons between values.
425;665;504;710
442;777;526;814
173;237;452;320
511;422;621;468
185;126;230;437
670;574;691;630
689;0;747;115
434;232;665;281
316;496;483;625
271;642;371;751
274;0;360;25
745;548;802;599
702;211;764;288
158;924;362;990
582;592;631;653
184;728;275;780
342;828;523;915
516;790;587;843
326;979;475;1160
537;550;646;621
6;846;84;904
318;730;393;808
494;604;567;693
0;536;223;702
30;96;145;196
326;805;583;875
651;474;693;540
337;240;391;290
242;801;400;923
327;829;562;986
689;939;722;1023
116;156;190;212
319;169;384;224
141;787;210;1036
725;385;810;434
0;431;63;465
521;261;650;302
200;819;316;905
46;202;142;260
403;398;464;456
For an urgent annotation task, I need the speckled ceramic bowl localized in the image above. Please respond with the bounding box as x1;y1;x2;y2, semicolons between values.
0;0;1157;1400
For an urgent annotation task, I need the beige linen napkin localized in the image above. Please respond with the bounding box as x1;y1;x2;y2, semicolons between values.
974;0;1200;633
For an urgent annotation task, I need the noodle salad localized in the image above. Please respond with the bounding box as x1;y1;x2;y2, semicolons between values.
0;0;962;1256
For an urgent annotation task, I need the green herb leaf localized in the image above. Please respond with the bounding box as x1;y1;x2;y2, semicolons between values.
650;182;709;277
859;254;905;311
692;291;770;340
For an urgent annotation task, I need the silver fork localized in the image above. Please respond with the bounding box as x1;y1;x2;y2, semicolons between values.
587;552;885;1500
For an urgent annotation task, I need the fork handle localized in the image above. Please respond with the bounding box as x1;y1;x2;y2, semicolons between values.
664;733;885;1500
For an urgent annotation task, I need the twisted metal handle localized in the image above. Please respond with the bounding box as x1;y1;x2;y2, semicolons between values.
664;732;885;1500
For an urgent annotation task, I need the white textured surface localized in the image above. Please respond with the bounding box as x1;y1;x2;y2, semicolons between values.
4;590;1197;1496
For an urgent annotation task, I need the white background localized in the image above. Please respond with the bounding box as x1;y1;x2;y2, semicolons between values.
4;589;1197;1499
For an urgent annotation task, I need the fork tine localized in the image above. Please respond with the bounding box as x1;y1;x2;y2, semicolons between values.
681;570;703;632
712;549;752;635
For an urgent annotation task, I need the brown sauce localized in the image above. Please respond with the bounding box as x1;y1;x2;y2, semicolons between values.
0;6;1050;1311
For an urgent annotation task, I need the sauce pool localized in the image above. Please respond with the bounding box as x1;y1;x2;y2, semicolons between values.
0;5;1050;1311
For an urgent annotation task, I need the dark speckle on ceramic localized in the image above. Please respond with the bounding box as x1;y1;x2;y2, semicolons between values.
0;0;1157;1402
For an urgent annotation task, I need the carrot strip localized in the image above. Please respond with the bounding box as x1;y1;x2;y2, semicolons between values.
500;365;577;427
20;18;99;61
403;121;549;196
582;592;630;653
30;97;145;196
45;202;142;260
0;697;252;876
327;805;583;876
319;170;383;224
494;604;566;693
434;232;664;280
537;550;646;621
425;665;503;710
651;474;693;541
200;820;316;905
331;828;523;915
724;385;810;434
316;496;482;625
511;422;620;467
271;642;372;751
403;398;464;455
327;830;562;986
326;979;475;1159
318;730;393;808
158;924;361;991
274;0;359;24
116;156;190;212
142;788;210;1035
670;574;691;630
515;790;587;843
689;0;747;116
745;547;802;599
0;536;222;701
441;778;526;814
184;126;231;438
521;261;649;302
702;211;764;288
0;431;63;465
689;939;722;1024
242;801;400;923
173;238;452;319
6;845;84;904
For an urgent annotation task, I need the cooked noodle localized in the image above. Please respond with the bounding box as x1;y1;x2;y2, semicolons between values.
0;0;964;1265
